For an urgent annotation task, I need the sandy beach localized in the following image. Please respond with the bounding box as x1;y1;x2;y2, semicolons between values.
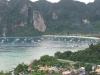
43;35;100;40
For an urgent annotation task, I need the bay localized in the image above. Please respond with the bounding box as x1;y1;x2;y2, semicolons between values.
0;36;100;72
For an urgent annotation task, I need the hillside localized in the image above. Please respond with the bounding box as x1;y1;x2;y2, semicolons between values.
0;0;46;37
54;43;100;64
0;0;100;37
35;0;100;36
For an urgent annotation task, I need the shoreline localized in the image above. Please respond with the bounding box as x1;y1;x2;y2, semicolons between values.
0;35;100;72
43;35;100;40
0;35;99;40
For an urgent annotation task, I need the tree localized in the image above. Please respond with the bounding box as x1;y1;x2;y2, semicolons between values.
54;51;61;58
14;63;28;75
85;64;92;74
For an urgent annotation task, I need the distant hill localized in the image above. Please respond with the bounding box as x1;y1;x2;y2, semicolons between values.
0;0;100;37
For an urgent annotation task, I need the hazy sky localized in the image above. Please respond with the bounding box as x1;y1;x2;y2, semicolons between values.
30;0;94;4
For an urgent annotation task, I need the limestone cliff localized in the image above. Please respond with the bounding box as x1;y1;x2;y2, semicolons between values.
0;0;47;36
20;3;46;32
33;11;46;32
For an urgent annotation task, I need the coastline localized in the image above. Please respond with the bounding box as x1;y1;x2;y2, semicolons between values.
0;35;100;72
43;35;100;40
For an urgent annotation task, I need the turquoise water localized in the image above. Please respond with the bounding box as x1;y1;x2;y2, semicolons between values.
0;36;99;72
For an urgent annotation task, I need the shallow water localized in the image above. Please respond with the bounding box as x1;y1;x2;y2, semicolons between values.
0;36;99;72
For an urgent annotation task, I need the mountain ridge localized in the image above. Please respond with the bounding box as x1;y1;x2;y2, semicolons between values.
0;0;46;37
0;0;100;37
34;0;100;36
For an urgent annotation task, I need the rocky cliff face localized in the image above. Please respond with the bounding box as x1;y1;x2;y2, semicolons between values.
33;11;46;32
0;0;46;36
18;1;46;32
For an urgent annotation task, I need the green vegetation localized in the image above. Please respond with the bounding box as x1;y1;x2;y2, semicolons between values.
13;55;69;75
30;55;69;68
14;63;28;75
85;64;92;73
2;43;100;75
13;42;100;75
35;0;100;36
0;0;100;37
54;43;100;64
0;0;43;37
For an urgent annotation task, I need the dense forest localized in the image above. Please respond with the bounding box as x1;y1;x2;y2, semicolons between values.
0;0;100;37
34;0;100;35
54;43;100;64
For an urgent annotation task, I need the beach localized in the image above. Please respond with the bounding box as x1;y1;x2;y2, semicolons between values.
43;35;100;40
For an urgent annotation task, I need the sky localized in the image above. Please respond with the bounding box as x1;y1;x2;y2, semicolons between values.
30;0;94;4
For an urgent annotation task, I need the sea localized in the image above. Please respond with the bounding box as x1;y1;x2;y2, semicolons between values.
0;36;100;72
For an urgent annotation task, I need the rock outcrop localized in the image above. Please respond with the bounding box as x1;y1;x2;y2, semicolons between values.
33;11;46;32
20;3;46;32
0;0;47;36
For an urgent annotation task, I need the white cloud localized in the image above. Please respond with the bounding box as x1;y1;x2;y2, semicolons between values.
30;0;60;3
30;0;94;3
77;0;94;4
47;0;60;3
